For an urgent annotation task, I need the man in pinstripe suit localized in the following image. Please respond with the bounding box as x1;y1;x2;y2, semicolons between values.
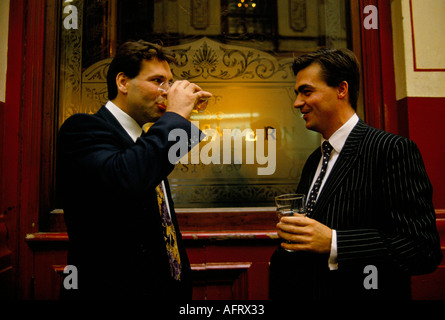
269;48;442;299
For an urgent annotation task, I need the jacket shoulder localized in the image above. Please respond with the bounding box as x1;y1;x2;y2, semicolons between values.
60;112;101;128
358;121;417;152
58;108;112;135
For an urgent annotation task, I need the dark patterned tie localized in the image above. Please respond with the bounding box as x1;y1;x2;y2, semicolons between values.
156;182;182;281
306;141;333;216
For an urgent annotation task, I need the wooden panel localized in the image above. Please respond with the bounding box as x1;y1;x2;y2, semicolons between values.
412;211;445;299
2;0;46;299
26;241;68;300
0;211;12;299
177;207;278;231
51;262;255;300
186;239;278;300
1;0;25;300
191;263;251;300
46;207;281;233
26;234;68;300
26;210;445;300
26;230;279;300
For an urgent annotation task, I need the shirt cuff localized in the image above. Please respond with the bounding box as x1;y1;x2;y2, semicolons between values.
329;229;338;271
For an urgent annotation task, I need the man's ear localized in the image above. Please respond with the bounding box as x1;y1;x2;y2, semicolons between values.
116;72;129;95
337;81;349;100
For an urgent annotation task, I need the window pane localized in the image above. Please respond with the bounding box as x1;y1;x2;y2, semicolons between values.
58;0;351;208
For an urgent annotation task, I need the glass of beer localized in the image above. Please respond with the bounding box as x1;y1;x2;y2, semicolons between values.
158;81;209;113
275;193;306;220
275;193;306;252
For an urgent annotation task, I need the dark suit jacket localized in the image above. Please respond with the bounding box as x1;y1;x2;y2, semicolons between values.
57;106;200;300
270;120;442;300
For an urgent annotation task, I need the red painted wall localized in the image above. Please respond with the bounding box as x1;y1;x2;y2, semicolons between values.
399;97;445;209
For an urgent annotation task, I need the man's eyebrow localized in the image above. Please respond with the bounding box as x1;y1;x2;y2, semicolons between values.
295;84;315;93
148;74;168;79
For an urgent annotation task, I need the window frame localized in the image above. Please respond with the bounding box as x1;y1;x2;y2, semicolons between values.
38;0;391;232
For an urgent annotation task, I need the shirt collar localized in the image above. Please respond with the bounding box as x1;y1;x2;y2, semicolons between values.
105;101;143;143
322;113;359;154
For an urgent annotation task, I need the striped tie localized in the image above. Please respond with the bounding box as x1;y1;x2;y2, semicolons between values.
306;141;333;216
156;182;182;281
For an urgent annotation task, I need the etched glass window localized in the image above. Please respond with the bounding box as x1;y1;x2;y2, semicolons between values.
59;0;353;208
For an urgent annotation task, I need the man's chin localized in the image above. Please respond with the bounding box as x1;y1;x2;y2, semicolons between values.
305;122;320;134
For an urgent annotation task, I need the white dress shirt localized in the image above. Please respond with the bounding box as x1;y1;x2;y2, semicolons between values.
308;113;359;270
105;100;143;143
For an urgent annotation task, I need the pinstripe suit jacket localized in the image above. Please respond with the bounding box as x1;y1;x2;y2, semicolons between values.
270;119;442;300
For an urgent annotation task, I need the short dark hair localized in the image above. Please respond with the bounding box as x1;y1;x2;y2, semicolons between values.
292;48;360;110
107;40;176;100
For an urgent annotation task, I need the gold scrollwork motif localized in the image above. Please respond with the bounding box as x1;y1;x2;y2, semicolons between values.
81;59;112;116
60;0;83;124
82;59;111;83
84;87;109;106
170;37;293;81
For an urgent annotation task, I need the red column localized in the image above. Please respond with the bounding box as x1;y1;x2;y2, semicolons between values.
359;0;399;135
1;0;46;299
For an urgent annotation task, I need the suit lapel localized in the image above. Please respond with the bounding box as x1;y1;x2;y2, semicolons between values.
312;120;369;216
96;105;135;147
297;148;322;195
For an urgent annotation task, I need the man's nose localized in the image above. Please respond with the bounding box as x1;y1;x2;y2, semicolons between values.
160;89;168;97
294;94;304;109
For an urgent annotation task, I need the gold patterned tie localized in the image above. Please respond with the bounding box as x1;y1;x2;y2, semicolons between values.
156;182;182;281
